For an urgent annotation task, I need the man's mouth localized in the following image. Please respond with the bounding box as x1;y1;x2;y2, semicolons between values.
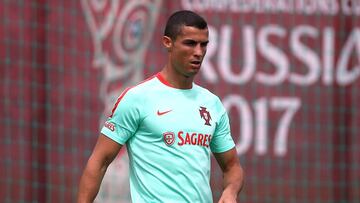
190;61;201;66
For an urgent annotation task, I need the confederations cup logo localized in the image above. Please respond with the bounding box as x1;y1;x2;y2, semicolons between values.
81;0;162;125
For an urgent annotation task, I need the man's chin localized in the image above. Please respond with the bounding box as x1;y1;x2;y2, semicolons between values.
185;69;200;78
190;65;201;73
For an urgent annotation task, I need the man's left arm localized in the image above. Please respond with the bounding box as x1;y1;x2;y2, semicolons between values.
214;148;244;203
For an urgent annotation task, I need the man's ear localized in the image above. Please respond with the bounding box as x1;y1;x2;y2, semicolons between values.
162;36;172;51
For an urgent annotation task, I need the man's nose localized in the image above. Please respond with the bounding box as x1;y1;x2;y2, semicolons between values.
194;44;205;57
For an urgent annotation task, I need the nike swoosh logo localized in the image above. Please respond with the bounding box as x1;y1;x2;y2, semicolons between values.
157;110;172;116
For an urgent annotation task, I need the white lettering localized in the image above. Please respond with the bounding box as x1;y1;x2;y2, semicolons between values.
254;98;267;155
257;24;288;85
336;28;360;85
181;0;340;15
271;97;301;156
201;26;218;83
223;95;252;155
218;25;256;84
203;24;359;87
223;96;301;157
290;25;321;85
323;27;335;85
342;0;360;15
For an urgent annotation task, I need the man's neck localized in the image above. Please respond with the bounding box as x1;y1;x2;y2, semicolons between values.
160;66;194;89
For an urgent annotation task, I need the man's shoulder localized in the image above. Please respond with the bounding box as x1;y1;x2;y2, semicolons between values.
111;76;158;107
194;83;219;99
123;75;158;96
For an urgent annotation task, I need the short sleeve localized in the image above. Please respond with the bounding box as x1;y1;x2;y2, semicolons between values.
210;111;235;153
100;90;141;144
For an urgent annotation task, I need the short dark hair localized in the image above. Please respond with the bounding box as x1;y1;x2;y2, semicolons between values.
164;10;208;40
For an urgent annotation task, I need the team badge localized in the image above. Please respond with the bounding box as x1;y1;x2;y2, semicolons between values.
104;121;115;131
199;106;212;126
163;132;175;146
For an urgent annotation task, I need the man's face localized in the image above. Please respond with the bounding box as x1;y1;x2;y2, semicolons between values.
168;26;209;77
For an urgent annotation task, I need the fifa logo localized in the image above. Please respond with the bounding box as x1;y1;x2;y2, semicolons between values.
81;0;162;125
199;106;212;126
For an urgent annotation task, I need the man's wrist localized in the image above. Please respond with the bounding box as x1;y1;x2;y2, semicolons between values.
222;186;238;199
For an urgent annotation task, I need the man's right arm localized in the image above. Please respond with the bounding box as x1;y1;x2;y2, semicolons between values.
77;134;122;203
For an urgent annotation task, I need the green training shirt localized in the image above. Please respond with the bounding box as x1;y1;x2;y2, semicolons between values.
101;73;235;203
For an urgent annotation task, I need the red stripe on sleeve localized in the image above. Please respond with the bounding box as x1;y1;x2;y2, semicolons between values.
109;74;157;117
109;87;130;117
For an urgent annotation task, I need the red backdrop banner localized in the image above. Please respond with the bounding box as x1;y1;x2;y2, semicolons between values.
1;0;359;202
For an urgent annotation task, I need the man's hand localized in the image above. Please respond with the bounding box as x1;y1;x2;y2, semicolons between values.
214;148;244;203
217;189;237;203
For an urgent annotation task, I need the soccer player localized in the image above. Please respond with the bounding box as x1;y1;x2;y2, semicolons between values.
77;10;244;203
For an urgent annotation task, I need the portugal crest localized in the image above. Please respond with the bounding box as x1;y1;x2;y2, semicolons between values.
199;106;212;126
163;132;175;146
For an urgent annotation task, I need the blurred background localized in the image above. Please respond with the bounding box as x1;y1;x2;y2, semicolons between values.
1;0;359;202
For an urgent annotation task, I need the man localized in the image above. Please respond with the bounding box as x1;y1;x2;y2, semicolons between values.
77;10;244;203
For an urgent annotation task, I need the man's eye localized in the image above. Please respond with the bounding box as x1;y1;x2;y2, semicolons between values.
200;42;208;47
184;41;196;46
